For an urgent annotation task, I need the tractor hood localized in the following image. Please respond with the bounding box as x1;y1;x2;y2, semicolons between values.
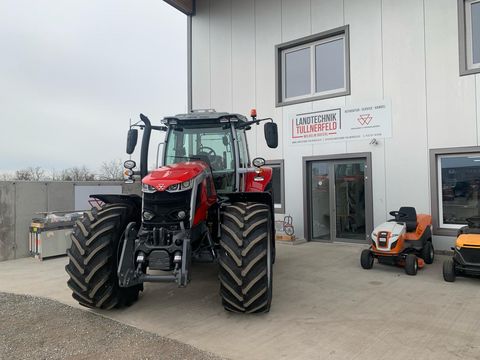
142;161;208;191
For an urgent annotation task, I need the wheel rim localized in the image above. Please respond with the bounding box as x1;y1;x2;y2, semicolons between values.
414;259;418;272
430;247;434;259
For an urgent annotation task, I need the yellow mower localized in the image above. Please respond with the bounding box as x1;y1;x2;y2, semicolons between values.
443;217;480;282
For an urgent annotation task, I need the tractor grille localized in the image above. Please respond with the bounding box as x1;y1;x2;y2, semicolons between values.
143;190;192;230
459;247;480;264
148;250;171;271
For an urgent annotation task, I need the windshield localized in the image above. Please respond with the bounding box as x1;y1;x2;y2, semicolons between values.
165;126;235;191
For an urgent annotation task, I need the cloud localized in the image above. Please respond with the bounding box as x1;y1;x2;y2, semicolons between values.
0;0;187;172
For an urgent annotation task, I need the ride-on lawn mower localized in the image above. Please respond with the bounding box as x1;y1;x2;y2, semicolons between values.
443;217;480;282
360;207;434;275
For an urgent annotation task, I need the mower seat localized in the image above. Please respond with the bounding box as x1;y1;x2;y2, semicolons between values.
399;206;417;232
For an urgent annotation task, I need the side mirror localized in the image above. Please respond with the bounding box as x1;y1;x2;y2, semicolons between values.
264;122;278;149
126;129;138;154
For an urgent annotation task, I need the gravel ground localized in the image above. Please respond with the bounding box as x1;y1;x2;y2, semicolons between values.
0;292;225;360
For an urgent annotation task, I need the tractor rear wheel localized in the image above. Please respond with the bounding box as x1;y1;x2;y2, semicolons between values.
443;258;456;282
405;254;418;275
219;202;273;313
65;203;141;309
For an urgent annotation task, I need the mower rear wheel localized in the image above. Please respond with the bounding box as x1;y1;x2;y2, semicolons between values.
360;249;374;269
443;258;456;282
405;254;418;275
421;240;434;264
219;202;273;313
65;203;141;309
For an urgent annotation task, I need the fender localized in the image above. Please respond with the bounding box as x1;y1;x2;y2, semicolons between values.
90;194;142;210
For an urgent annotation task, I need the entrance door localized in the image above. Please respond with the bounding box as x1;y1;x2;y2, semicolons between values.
307;156;371;243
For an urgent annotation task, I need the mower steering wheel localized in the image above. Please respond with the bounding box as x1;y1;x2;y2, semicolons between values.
466;216;480;228
389;211;408;221
199;146;217;157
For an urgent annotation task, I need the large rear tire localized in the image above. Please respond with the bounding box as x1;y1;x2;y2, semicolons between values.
65;203;141;309
219;202;273;313
421;240;435;264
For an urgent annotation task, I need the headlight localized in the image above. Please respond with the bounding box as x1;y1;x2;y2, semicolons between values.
167;180;193;192
142;183;157;193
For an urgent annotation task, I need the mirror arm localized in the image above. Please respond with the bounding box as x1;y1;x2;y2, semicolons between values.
239;117;274;129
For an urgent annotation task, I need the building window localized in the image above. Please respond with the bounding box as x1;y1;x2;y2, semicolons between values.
430;147;480;235
266;160;285;213
276;26;350;106
459;0;480;75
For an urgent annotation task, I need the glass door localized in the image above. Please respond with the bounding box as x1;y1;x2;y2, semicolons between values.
309;162;331;240
308;158;368;243
334;160;366;241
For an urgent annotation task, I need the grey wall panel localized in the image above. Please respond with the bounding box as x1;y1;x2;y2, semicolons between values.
0;183;16;261
192;0;211;109
122;182;142;196
210;0;232;111
47;182;74;212
382;0;429;214
425;0;477;149
15;182;47;258
232;0;257;156
254;0;283;160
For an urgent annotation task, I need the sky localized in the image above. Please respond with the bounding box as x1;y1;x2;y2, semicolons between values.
0;0;187;174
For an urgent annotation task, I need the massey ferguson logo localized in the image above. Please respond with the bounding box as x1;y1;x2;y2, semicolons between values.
357;114;373;126
158;184;165;191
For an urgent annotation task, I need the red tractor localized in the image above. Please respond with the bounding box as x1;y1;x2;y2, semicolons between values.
65;110;278;313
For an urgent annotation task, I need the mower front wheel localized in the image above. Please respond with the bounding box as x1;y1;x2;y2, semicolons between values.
405;254;418;276
360;249;374;269
443;258;456;282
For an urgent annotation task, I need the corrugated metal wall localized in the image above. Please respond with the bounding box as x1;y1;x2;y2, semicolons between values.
0;181;140;261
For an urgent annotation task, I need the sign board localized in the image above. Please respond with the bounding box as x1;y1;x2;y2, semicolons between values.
289;100;392;145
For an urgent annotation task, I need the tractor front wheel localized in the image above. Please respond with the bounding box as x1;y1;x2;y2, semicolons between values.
219;202;273;313
65;203;141;309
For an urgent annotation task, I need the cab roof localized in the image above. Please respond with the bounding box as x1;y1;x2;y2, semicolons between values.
162;110;248;127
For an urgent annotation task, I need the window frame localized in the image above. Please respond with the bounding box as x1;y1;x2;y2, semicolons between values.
266;159;285;214
459;0;480;75
430;146;480;236
275;25;350;107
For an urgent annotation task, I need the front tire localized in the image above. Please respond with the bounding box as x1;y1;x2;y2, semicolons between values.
360;249;374;269
405;254;418;275
219;202;273;313
443;258;456;282
65;203;141;309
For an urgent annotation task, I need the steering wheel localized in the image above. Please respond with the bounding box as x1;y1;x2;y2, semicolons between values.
466;216;480;228
389;211;408;221
199;146;217;157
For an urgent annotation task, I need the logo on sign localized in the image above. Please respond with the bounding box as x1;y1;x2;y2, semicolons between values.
357;114;372;126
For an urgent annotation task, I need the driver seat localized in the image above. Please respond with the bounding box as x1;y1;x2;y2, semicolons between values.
399;206;417;232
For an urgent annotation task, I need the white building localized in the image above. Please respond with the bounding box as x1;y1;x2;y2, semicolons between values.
165;0;480;251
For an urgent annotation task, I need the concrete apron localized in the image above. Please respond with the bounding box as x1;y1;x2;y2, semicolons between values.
1;242;480;360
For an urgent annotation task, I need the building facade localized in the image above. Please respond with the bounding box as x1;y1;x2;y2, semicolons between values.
169;0;480;251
